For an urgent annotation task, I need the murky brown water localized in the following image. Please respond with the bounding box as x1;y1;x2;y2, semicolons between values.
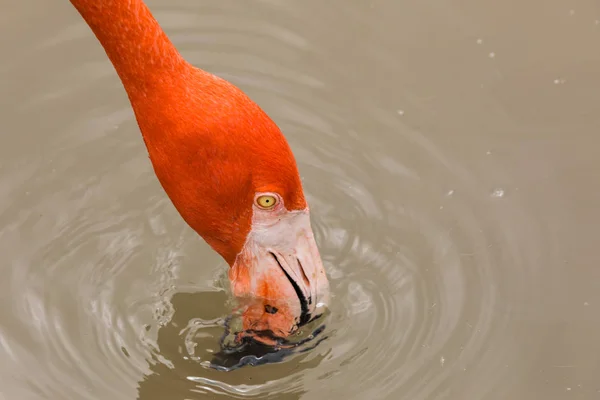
1;0;600;398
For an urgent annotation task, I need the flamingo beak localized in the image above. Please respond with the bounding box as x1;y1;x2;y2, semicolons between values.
229;209;330;344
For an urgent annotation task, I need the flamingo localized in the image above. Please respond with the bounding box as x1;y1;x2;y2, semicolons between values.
68;0;330;343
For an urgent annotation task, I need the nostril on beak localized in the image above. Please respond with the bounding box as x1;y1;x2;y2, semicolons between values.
264;305;278;314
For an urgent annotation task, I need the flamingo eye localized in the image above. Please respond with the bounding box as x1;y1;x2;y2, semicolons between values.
256;194;278;209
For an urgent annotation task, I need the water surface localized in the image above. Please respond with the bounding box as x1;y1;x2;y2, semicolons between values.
1;0;600;398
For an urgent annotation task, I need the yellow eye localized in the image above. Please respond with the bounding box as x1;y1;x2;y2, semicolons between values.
256;194;278;209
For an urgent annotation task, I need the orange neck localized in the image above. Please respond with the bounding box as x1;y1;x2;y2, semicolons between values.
70;0;187;94
69;0;197;154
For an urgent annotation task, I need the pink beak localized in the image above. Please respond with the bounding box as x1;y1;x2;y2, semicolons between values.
228;209;330;343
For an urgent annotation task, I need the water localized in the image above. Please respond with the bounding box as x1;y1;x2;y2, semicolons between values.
1;0;600;398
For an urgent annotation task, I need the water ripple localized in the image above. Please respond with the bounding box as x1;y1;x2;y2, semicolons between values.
0;1;547;400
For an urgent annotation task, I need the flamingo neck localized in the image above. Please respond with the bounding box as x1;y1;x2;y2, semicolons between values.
69;0;189;104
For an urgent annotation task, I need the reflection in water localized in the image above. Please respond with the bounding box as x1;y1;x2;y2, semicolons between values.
211;322;328;371
1;0;600;399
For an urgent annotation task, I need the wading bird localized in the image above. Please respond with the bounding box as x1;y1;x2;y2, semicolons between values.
68;0;330;343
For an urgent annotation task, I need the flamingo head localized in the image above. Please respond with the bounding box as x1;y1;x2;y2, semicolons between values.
137;69;330;342
67;0;329;346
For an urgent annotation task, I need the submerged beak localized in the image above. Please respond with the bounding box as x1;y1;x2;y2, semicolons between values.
229;209;330;342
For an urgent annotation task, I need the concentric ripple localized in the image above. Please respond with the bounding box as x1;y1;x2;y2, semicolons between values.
0;1;556;400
